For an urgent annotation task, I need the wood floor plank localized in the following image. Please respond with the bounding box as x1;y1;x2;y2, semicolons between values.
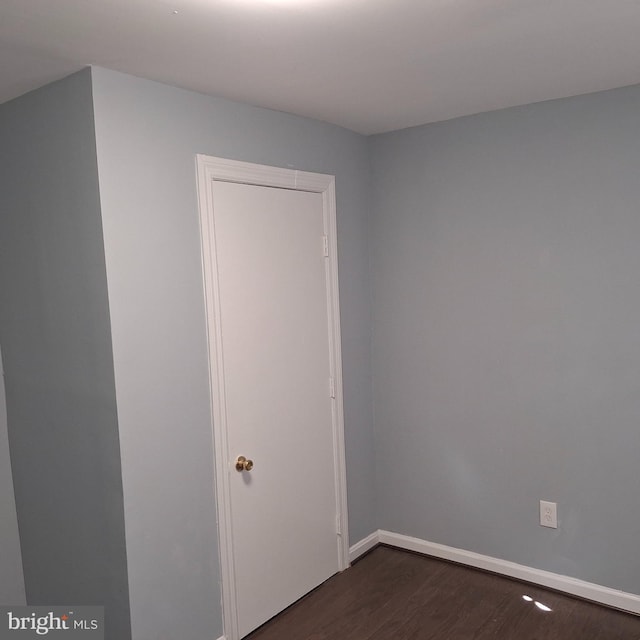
328;551;450;640
247;547;426;640
365;558;517;640
245;546;640;640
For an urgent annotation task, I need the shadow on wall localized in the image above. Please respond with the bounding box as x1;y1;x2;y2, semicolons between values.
0;345;26;604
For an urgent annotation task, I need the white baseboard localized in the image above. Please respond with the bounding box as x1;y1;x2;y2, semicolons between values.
347;529;640;615
349;531;380;562
377;530;640;615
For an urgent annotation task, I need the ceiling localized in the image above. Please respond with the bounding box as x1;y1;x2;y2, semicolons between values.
2;0;640;135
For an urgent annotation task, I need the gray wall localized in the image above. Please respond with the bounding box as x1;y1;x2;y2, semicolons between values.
370;84;640;594
0;345;26;604
90;67;375;640
0;70;131;637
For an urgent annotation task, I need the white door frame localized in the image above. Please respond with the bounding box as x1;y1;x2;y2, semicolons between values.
196;155;350;640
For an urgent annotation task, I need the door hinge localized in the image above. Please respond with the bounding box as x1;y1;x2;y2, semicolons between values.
336;512;342;536
322;235;329;257
329;377;336;399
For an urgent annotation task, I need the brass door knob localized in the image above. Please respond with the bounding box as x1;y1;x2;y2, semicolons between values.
235;456;254;472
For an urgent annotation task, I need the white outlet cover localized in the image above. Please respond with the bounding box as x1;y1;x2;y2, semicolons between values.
540;500;558;529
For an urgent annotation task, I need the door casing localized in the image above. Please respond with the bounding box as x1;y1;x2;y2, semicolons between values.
196;155;349;640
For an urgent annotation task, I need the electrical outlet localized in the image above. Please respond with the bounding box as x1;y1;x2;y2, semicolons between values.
540;500;557;528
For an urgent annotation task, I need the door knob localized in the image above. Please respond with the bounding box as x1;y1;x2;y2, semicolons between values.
235;456;254;472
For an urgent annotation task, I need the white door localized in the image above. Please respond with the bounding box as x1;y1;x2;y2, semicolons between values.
197;157;349;640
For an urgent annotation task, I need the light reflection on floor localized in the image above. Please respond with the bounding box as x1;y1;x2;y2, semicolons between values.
522;594;553;612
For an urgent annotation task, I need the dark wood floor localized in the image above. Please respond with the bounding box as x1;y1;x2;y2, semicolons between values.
246;545;640;640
